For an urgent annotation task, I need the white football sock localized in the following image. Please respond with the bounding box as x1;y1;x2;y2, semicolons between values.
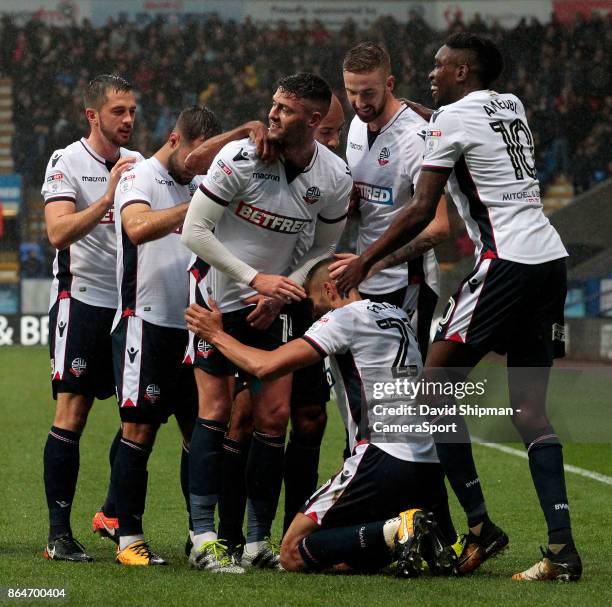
120;534;145;550
192;531;217;552
383;517;401;549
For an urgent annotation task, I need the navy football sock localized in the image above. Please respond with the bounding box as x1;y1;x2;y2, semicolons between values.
189;418;227;535
527;439;573;546
283;432;321;534
218;436;249;547
299;522;391;572
246;430;285;543
113;438;152;537
44;426;81;541
431;416;487;527
101;427;122;518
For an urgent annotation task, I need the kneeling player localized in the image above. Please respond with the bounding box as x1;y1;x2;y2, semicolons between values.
186;259;459;575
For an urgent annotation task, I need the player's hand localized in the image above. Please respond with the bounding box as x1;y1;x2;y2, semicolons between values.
250;273;306;302
185;300;223;342
242;294;284;330
247;121;279;163
106;156;137;206
329;253;379;281
335;255;369;297
398;98;434;122
328;253;358;280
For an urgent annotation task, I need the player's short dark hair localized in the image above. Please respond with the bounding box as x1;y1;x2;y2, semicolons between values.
304;257;333;292
276;73;332;115
84;74;132;110
175;105;222;142
444;33;504;87
343;41;391;75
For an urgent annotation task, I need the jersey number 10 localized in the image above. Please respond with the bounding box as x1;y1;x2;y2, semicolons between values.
490;118;537;181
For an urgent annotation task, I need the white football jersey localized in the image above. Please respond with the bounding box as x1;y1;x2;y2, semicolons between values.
346;105;439;296
303;300;439;464
114;157;201;329
41;138;143;309
194;139;352;312
422;90;567;263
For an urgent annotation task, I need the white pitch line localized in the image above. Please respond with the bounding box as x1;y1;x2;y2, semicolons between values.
473;439;612;486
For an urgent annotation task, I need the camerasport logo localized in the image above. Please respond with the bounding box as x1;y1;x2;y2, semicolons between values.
378;147;391;166
145;384;161;403
69;357;87;377
303;186;321;204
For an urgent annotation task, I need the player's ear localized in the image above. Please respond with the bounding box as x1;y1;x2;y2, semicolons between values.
168;132;180;149
309;111;323;129
456;63;469;83
85;107;97;126
386;74;396;93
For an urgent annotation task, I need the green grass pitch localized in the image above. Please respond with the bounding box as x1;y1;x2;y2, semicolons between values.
1;347;611;606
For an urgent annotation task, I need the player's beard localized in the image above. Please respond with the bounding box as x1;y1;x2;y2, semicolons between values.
99;116;132;148
278;121;309;152
354;89;387;124
167;149;193;186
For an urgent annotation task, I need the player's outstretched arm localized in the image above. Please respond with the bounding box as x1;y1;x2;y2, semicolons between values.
182;188;305;301
185;301;319;379
336;169;448;295
45;156;136;250
185;121;275;174
121;201;189;245
370;194;450;273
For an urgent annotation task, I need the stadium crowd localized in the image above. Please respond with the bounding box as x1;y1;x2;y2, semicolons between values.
1;10;610;193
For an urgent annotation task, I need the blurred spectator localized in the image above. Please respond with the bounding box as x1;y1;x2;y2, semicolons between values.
0;9;608;241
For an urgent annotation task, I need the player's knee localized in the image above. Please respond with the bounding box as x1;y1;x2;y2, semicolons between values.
198;393;232;423
54;394;93;432
255;399;290;434
292;405;327;445
122;422;157;446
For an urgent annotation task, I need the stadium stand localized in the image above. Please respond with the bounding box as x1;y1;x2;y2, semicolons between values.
0;10;610;324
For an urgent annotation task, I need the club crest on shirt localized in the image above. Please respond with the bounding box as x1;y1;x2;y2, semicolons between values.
378;147;390;166
303;186;321;204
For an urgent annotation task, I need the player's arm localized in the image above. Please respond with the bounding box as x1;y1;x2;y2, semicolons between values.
399;98;435;122
45;156;136;249
181;187;305;301
185;301;320;380
370;194;449;272
288;214;347;285
336;169;449;295
329;194;449;279
185;121;274;173
121;201;189;245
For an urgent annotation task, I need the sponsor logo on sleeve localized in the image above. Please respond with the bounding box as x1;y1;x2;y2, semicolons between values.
217;159;232;175
211;168;225;184
119;173;136;193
